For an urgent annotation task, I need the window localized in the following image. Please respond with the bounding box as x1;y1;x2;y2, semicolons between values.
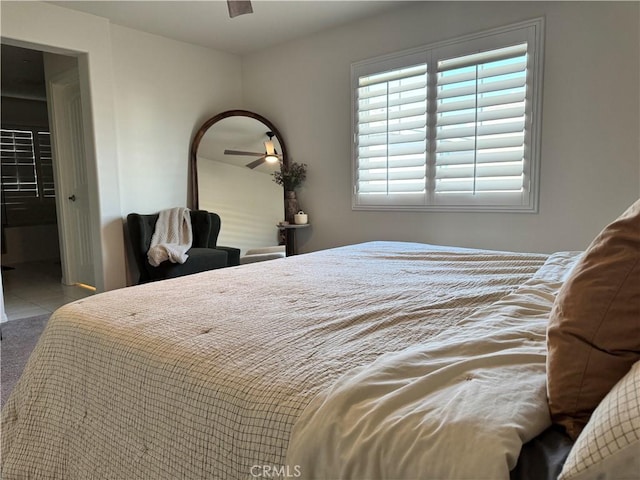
1;126;56;226
352;19;544;212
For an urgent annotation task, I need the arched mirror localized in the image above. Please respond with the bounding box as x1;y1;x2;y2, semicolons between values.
190;110;288;257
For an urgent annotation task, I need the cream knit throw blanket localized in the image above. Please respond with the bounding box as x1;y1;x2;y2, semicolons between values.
147;207;192;267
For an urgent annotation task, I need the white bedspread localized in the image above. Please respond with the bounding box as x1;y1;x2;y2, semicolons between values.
287;251;580;479
1;242;570;479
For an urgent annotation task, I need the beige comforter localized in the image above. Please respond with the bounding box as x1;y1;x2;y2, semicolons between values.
2;242;551;479
287;251;580;479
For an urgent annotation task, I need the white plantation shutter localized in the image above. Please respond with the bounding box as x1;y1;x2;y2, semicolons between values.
434;43;528;204
1;127;56;225
37;132;56;198
352;19;543;211
1;129;38;210
356;61;428;206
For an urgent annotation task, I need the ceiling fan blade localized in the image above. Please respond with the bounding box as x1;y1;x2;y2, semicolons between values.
246;156;266;169
227;0;253;18
224;149;263;156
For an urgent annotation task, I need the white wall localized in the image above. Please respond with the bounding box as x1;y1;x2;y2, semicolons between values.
110;25;243;215
242;1;640;254
108;25;243;283
1;2;243;288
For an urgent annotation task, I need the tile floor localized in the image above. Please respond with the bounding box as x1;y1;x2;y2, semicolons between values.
2;260;94;321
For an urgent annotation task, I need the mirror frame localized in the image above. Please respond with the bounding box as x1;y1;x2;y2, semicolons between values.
189;109;289;210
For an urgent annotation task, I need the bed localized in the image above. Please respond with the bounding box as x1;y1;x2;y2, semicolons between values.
2;235;638;479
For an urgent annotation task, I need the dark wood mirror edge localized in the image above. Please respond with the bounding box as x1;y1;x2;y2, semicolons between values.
189;109;289;210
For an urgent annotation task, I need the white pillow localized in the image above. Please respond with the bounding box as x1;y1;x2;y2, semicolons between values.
559;360;640;480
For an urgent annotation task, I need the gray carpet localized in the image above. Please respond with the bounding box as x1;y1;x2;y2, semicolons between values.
1;314;50;407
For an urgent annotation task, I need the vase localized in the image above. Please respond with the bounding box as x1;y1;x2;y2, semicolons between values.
285;191;299;224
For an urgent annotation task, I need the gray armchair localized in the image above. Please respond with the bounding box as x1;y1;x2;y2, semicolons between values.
126;210;240;284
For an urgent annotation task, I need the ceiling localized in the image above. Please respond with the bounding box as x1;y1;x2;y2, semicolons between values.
49;1;412;55
1;1;412;103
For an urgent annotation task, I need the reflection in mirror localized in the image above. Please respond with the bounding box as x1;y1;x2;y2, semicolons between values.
193;114;285;256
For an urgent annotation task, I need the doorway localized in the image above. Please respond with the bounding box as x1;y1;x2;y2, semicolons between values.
1;44;95;321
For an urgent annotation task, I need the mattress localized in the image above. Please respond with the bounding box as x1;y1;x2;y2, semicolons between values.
1;241;577;479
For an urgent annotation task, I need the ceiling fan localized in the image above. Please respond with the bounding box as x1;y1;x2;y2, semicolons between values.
224;132;282;169
227;0;253;18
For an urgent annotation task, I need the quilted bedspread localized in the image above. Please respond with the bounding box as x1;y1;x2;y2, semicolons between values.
287;250;581;479
2;242;552;479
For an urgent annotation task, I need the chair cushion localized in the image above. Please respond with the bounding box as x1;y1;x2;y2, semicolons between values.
144;248;228;281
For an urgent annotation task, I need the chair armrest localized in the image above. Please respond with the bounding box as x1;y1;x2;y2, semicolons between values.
216;246;241;267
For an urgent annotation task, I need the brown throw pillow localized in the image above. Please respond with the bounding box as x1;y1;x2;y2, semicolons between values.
547;199;640;440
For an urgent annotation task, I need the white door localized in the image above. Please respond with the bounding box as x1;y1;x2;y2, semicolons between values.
48;71;95;287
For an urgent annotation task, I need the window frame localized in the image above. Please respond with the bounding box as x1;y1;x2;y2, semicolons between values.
351;18;545;213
